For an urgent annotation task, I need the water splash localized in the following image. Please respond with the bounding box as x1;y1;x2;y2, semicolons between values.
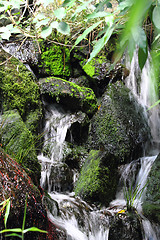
48;192;109;240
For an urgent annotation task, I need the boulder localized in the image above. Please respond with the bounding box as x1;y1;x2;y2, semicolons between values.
39;77;98;116
108;211;143;240
0;110;41;185
38;43;71;78
0;148;47;240
143;154;160;224
74;150;118;205
88;81;150;164
0;48;42;120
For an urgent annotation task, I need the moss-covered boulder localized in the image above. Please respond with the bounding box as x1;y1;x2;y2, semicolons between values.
88;81;150;164
80;57;129;96
0;110;41;185
143;154;160;224
39;77;98;116
0;48;42;120
0;148;47;240
74;150;118;205
39;43;71;77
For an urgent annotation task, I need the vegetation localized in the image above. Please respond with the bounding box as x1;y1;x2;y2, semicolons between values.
0;0;160;71
124;183;146;211
0;196;47;240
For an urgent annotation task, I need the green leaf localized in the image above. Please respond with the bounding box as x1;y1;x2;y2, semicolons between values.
153;6;160;29
54;7;66;21
132;26;147;49
72;0;93;18
35;18;50;29
4;199;10;228
128;37;136;62
57;22;70;35
73;20;102;48
0;27;11;40
50;21;59;29
87;26;114;63
23;227;47;234
41;26;53;39
0;228;22;233
62;0;76;7
105;13;114;27
5;233;22;238
147;99;160;110
138;47;148;70
33;13;46;23
87;12;111;19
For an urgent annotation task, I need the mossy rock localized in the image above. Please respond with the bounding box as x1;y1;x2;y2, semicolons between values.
0;48;42;120
74;150;118;205
25;109;43;135
143;154;160;224
80;57;128;96
39;42;71;77
39;77;98;116
0;110;41;185
88;81;150;164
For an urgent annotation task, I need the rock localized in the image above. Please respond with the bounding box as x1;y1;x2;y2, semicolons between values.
74;150;118;205
49;163;74;192
88;81;150;164
0;110;41;185
0;48;42;120
108;211;143;240
38;43;71;78
0;148;47;240
143;154;160;224
39;77;98;116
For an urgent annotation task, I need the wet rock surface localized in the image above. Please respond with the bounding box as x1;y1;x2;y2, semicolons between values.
143;153;160;224
108;211;143;240
0;148;47;240
88;81;150;164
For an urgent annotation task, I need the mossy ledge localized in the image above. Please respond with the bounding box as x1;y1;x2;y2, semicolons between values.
39;77;98;116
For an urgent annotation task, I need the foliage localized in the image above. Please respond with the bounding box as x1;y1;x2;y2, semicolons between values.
123;183;146;211
0;198;11;229
0;196;47;240
0;0;160;70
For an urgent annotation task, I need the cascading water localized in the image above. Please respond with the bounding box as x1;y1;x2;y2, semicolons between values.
38;50;160;240
111;51;160;239
38;102;109;239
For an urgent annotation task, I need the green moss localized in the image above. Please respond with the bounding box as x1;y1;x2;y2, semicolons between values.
40;43;71;77
82;60;95;77
0;110;41;185
0;58;41;119
74;150;115;204
40;77;98;115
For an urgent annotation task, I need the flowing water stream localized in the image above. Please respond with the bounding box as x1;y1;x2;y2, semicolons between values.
38;52;160;239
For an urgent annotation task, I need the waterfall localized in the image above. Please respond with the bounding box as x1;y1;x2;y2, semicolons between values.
38;102;109;239
37;50;160;239
125;51;160;149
